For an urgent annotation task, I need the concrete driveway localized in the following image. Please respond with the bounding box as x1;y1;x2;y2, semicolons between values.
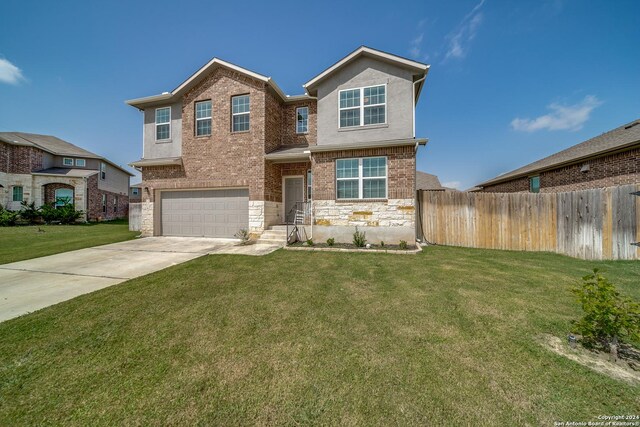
0;237;281;322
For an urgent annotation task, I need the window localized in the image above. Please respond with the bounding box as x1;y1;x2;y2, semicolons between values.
113;196;118;213
336;157;387;199
132;187;140;196
102;194;106;213
231;95;250;132
339;84;386;128
307;169;312;200
100;162;106;180
12;186;23;202
195;100;212;136
155;107;171;140
530;176;540;193
63;157;73;166
296;106;308;134
75;158;86;167
55;188;73;207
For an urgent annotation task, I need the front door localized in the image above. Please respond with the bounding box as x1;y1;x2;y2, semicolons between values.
284;177;304;223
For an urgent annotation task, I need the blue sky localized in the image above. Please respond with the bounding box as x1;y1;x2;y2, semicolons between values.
1;0;638;188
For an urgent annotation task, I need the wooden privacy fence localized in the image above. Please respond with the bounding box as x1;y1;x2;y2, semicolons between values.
418;184;640;260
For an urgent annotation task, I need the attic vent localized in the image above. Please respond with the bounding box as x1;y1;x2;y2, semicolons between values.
624;122;639;129
580;163;590;173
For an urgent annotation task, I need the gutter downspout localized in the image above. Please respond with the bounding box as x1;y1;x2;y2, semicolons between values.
412;76;427;138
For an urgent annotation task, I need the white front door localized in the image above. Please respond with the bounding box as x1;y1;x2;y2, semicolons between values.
284;177;304;223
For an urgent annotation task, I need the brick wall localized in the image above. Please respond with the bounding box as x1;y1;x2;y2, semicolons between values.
86;174;129;220
280;100;317;146
312;145;415;201
7;145;44;174
481;146;640;193
0;142;8;173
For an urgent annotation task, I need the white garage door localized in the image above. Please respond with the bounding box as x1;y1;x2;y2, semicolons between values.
161;189;249;238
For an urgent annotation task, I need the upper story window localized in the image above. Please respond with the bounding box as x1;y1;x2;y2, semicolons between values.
530;176;540;193
195;100;212;136
296;107;309;134
132;187;140;196
338;84;386;128
231;95;250;132
336;157;387;200
63;157;73;166
100;162;106;180
155;107;171;140
12;186;23;202
75;159;86;167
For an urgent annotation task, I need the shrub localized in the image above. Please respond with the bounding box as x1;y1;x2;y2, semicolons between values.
38;202;84;224
380;241;385;248
326;238;335;246
234;228;251;245
0;206;19;226
306;238;314;246
19;201;41;224
571;269;640;349
353;227;367;248
399;240;408;250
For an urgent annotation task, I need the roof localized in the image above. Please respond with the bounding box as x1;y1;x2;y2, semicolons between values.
129;156;183;168
308;138;427;153
416;171;444;191
31;168;98;178
264;145;310;162
479;119;640;187
126;58;312;109
303;46;430;98
0;132;134;176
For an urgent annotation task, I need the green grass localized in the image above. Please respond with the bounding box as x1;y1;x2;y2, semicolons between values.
0;246;638;425
0;220;138;264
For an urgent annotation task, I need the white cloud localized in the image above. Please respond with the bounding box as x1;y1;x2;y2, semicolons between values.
409;33;424;59
442;181;462;190
511;95;602;132
0;58;25;85
444;0;485;60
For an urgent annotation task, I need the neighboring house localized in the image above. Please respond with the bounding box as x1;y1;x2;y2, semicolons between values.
127;46;429;243
416;171;446;191
0;132;132;220
129;184;142;203
478;119;640;193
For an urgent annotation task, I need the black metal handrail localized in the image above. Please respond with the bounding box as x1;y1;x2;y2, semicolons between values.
285;201;311;244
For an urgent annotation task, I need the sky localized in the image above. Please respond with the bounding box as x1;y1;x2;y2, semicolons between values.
1;0;639;189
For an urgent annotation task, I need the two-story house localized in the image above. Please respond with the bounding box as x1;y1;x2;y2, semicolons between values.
0;132;132;221
127;46;429;243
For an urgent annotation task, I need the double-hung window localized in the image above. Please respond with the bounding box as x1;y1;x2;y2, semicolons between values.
336;157;387;199
339;84;386;128
63;157;73;166
195;100;212;136
307;169;312;200
132;187;140;196
75;158;86;167
113;196;118;213
296;107;308;134
231;95;250;132
102;194;106;213
155;107;171;140
530;176;540;193
12;186;23;202
100;162;106;180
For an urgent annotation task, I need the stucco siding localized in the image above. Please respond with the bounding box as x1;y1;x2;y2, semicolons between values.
143;102;183;159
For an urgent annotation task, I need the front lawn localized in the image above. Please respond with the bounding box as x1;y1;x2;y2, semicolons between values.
0;246;638;425
0;220;138;264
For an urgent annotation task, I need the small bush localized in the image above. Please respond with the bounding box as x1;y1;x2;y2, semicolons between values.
353;227;367;248
399;240;408;250
234;228;251;245
571;269;640;349
19;201;41;224
326;238;335;246
306;238;314;246
0;206;19;226
380;241;385;248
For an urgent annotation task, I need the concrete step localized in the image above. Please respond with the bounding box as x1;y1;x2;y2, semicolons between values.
257;238;286;244
260;231;287;238
267;225;288;231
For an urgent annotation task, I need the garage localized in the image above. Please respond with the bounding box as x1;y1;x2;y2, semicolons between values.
160;189;249;238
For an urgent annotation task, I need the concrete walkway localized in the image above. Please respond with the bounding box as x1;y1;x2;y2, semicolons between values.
0;237;281;322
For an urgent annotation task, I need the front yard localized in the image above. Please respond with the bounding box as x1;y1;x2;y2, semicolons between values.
0;246;638;425
0;220;138;264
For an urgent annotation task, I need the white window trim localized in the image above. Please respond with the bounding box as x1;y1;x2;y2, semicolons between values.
336;156;388;200
195;100;212;136
231;94;250;132
155;107;171;141
63;157;74;166
338;83;387;128
296;106;309;134
75;158;86;167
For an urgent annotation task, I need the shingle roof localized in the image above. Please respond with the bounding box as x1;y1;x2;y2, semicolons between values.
416;171;444;191
31;168;99;178
479;119;640;187
0;132;133;176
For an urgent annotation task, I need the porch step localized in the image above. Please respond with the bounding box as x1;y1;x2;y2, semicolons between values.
256;226;288;244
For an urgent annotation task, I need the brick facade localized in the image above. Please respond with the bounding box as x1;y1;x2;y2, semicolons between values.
481;146;640;193
312;145;416;201
2;144;45;174
86;174;129;220
43;183;75;204
280;100;317;146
